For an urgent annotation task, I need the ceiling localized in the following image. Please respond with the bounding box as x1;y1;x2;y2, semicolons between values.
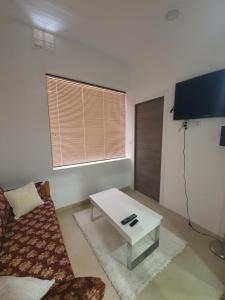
1;0;225;66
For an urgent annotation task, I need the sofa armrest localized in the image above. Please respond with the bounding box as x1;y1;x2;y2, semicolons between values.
35;181;51;199
40;181;51;198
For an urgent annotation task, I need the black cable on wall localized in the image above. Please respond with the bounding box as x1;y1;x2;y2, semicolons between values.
182;121;219;241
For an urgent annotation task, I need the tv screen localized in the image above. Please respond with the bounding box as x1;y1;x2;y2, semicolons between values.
174;69;225;120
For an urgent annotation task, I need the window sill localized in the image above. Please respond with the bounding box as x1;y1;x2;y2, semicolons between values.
53;157;130;171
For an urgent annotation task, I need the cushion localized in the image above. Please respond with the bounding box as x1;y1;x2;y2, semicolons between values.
4;182;44;220
0;276;55;300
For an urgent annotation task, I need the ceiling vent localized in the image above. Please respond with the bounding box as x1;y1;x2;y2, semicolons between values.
33;28;55;50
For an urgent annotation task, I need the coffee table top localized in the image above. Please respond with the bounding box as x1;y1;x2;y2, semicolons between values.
89;188;163;245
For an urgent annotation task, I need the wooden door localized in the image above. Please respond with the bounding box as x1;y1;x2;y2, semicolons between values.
135;97;164;201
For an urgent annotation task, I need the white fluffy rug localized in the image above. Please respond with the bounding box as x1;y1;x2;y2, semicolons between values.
73;208;186;300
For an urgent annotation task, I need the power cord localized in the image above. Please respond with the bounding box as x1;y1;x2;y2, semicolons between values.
182;121;220;241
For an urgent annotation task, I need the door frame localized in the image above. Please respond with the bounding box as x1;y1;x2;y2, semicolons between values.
134;96;165;202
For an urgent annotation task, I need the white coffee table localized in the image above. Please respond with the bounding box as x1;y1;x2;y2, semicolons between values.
89;188;163;270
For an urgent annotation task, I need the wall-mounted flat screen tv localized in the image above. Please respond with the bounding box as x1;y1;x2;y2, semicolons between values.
174;69;225;120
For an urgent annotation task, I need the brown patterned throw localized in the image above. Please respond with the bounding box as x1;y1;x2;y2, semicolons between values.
0;186;105;299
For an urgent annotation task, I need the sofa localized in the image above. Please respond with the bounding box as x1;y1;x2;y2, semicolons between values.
0;181;105;299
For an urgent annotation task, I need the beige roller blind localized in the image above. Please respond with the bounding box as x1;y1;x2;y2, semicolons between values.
47;75;126;167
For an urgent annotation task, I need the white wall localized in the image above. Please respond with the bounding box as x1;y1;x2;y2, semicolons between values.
0;17;131;207
127;45;225;237
53;159;131;208
1;15;225;237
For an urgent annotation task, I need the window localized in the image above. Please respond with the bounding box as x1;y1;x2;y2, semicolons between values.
46;75;126;168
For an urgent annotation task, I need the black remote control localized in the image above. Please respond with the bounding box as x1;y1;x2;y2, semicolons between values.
121;214;137;225
130;219;138;227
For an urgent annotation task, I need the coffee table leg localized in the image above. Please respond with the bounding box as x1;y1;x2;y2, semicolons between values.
155;225;160;241
127;243;133;270
91;205;103;222
127;226;160;270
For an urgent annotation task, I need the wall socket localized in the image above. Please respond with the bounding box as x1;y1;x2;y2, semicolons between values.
183;120;189;130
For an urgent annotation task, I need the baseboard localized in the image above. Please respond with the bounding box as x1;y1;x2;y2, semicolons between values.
56;199;89;213
120;186;132;193
56;186;131;213
132;189;222;239
159;202;222;240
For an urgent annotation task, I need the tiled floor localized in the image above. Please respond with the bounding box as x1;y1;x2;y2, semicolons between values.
57;190;225;300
